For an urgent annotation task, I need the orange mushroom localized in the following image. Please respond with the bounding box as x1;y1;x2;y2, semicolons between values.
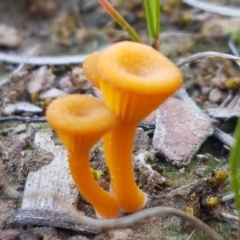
83;51;101;88
46;94;121;219
83;41;182;213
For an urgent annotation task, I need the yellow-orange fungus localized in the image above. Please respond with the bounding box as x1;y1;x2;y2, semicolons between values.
46;94;121;218
82;52;101;88
83;41;182;213
97;41;182;123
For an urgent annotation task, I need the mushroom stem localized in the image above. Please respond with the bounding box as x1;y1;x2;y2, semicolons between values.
103;124;146;213
68;151;120;218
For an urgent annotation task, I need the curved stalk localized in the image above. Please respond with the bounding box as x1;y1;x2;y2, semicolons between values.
103;124;147;213
68;151;120;218
42;192;223;240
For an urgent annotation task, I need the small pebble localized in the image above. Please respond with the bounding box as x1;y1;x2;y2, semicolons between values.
211;73;227;89
149;216;158;223
3;104;16;115
195;154;209;163
195;166;208;177
179;167;185;173
151;171;166;185
208;88;222;103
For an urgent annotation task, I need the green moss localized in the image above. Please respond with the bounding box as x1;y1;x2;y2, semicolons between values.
157;152;226;189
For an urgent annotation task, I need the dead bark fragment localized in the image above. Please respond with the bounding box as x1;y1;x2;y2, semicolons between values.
13;133;100;234
14;210;100;235
153;98;214;166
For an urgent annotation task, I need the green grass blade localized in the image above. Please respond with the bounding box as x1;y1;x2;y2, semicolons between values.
98;0;142;43
152;0;160;49
229;117;240;211
152;0;160;37
143;0;155;42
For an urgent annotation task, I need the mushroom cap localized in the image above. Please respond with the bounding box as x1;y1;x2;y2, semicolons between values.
98;41;182;96
84;41;182;123
82;51;101;88
46;94;119;151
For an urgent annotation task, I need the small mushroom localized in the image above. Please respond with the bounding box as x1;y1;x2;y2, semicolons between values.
46;94;121;218
83;41;182;213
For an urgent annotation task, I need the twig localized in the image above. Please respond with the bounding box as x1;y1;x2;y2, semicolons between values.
0;116;46;123
186;229;196;240
220;212;239;222
207;107;240;118
26;191;223;240
222;193;234;202
219;91;234;108
213;128;234;147
0;32;190;66
160;31;199;38
228;40;240;57
177;52;240;68
0;52;87;66
181;0;240;18
1;49;239;70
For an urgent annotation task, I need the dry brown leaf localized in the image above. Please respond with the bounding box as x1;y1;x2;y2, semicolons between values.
27;66;55;94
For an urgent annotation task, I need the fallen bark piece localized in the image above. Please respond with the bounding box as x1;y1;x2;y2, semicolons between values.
153;98;214;167
14;210;100;235
20;132;78;211
14;132;100;234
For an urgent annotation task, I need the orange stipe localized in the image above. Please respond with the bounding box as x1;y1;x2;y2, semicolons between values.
83;41;182;213
46;94;121;218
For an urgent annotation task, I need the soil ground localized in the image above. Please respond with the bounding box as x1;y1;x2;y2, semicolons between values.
0;0;240;239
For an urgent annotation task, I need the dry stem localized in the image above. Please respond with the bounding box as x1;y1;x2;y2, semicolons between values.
25;190;223;240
